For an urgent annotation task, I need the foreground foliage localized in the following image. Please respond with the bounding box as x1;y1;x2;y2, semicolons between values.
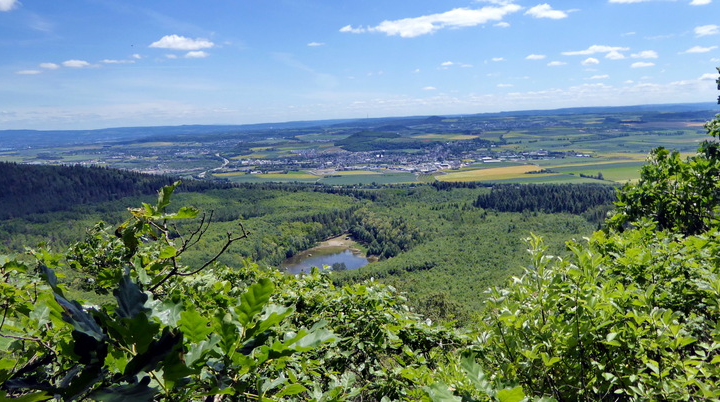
0;183;472;401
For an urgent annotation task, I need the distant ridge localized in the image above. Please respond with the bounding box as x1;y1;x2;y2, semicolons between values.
1;102;716;149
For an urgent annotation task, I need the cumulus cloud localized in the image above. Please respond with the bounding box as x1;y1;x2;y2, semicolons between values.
494;21;510;28
62;60;90;68
101;59;135;64
695;24;719;37
526;54;546;60
606;51;625;60
582;57;600;66
589;75;609;79
149;34;214;50
631;61;655;68
39;62;59;69
525;4;568;19
690;0;711;4
339;25;366;34
185;51;209;58
683;45;718;53
132;54;142;59
423;86;437;90
562;45;629;56
441;61;454;66
699;73;717;80
547;61;566;66
631;50;658;59
0;0;19;12
307;42;325;47
497;83;513;87
340;5;522;38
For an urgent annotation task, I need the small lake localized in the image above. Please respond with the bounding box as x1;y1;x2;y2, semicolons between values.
281;246;370;274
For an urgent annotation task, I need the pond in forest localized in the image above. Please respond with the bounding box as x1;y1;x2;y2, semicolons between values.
281;238;370;275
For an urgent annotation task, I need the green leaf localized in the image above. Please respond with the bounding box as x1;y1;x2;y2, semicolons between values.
290;328;336;351
179;309;213;343
276;383;308;397
162;206;199;220
496;386;526;402
236;278;274;327
158;246;177;259
149;298;184;327
55;294;105;341
460;354;489;392
114;275;149;319
123;328;182;377
156;181;180;214
423;383;461;402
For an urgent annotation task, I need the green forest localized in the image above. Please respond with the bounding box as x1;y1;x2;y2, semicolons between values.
2;70;720;401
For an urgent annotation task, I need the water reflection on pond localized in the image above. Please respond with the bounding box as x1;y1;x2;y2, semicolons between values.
282;246;369;275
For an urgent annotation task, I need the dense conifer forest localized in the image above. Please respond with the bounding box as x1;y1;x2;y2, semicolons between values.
0;162;232;219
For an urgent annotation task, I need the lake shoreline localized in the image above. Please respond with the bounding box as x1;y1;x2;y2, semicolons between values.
281;234;376;274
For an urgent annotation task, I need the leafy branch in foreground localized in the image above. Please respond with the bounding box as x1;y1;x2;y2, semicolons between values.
0;181;335;400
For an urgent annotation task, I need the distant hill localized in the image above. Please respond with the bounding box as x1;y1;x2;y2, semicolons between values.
336;131;402;152
1;102;715;151
0;162;231;219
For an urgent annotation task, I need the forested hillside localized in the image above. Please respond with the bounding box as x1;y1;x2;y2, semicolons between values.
0;162;231;219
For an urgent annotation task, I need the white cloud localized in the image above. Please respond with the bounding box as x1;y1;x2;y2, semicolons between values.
631;61;655;68
494;21;510;28
606;51;625;60
412;68;421;73
16;70;41;75
525;4;568;19
690;0;711;5
343;5;522;38
132;54;142;59
589;75;609;79
0;0;19;12
547;61;566;66
101;59;135;64
441;61;454;66
165;54;178;59
62;60;90;68
695;24;719;37
699;73;717;80
39;62;59;69
631;50;658;59
149;35;214;50
562;45;629;56
491;57;504;62
185;51;209;58
526;54;546;60
497;83;514;87
307;42;325;47
683;45;718;53
339;25;366;34
423;86;437;90
582;57;600;65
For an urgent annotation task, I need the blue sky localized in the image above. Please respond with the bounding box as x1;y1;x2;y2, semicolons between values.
1;0;718;130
